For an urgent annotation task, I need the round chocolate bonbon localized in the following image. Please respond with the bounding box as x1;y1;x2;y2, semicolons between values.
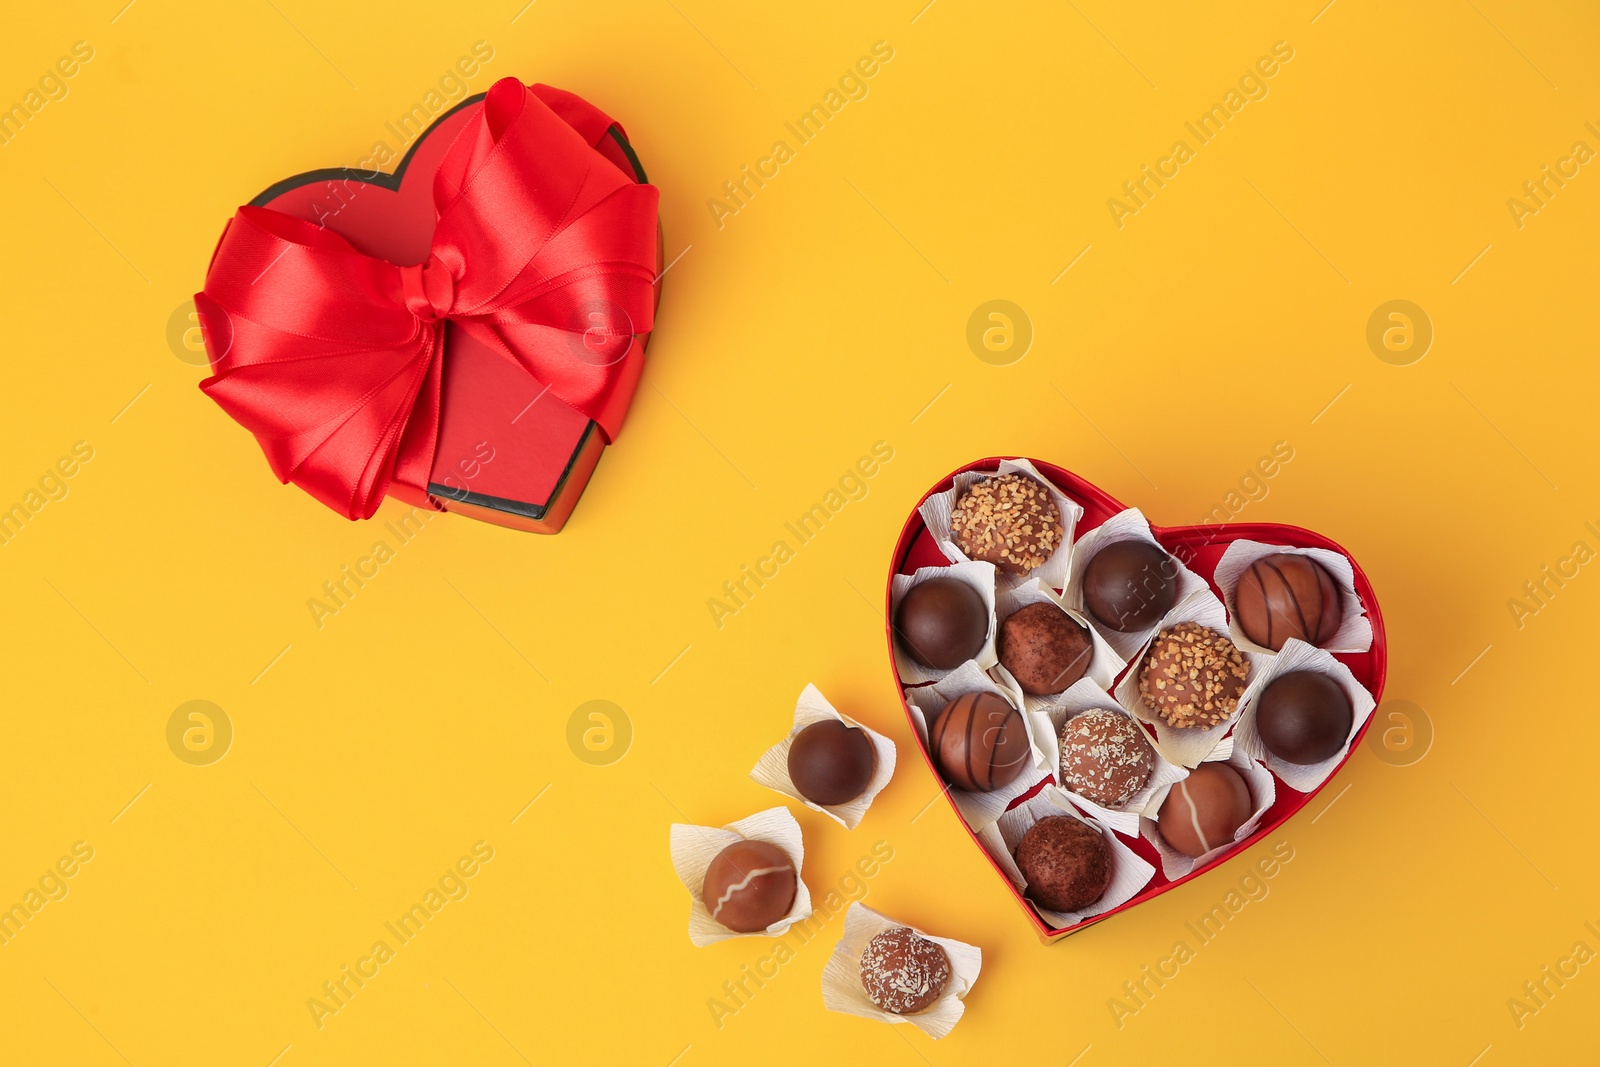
895;576;988;670
1014;815;1112;913
701;840;797;933
949;473;1064;575
929;691;1030;792
860;927;951;1014
1234;553;1342;651
1157;763;1252;858
788;719;877;806
1255;670;1353;764
1058;709;1155;808
1138;622;1249;729
997;602;1093;695
1081;540;1177;632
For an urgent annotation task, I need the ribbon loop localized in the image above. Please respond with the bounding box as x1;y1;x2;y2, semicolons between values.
400;255;456;323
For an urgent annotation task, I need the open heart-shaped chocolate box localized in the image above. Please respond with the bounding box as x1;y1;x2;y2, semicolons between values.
886;458;1387;943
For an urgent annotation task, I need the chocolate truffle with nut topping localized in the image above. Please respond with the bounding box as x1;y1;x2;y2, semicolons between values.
949;473;1064;575
1138;622;1249;729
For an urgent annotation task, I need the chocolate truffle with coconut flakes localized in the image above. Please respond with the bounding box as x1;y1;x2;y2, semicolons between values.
1057;709;1155;808
860;927;951;1014
949;473;1064;575
701;839;797;933
1138;622;1249;729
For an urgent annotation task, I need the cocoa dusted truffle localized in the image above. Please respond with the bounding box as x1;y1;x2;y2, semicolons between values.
1256;670;1353;765
1234;553;1342;651
950;473;1064;575
788;719;877;806
701;840;797;933
1157;763;1252;857
1081;540;1178;632
997;602;1093;695
929;691;1030;792
1138;622;1249;729
1058;709;1155;808
895;576;988;670
860;927;951;1014
1014;815;1111;912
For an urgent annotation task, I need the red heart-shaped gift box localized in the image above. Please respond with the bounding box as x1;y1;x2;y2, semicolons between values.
207;85;661;533
886;458;1387;943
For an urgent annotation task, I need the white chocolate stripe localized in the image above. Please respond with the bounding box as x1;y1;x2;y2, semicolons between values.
1177;780;1219;853
709;865;793;921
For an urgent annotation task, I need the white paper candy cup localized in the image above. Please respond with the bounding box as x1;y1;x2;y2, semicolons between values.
1029;678;1187;835
978;787;1155;930
1213;539;1374;655
992;578;1123;706
917;458;1085;591
889;561;999;684
1062;507;1211;661
821;902;982;1040
750;683;898;829
669;807;813;947
1113;590;1266;768
903;662;1047;832
1233;639;1377;791
1140;748;1276;881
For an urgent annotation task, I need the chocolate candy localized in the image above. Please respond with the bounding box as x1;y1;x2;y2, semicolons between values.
1256;670;1353;764
701;840;797;933
1138;622;1249;729
1157;763;1252;857
788;719;877;806
895;576;988;670
929;691;1030;792
997;602;1092;695
860;927;951;1014
1234;553;1342;651
950;473;1064;574
1081;540;1177;632
1058;709;1155;808
1014;815;1111;913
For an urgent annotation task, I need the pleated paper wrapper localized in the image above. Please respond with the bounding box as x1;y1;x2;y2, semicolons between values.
1139;747;1277;881
888;560;999;685
750;683;898;829
1231;638;1377;792
820;902;982;1040
1062;507;1212;661
669;806;813;947
1213;539;1374;655
991;578;1123;708
917;458;1084;592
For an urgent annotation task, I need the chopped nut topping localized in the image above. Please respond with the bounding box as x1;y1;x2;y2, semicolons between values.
949;473;1065;575
1137;621;1248;729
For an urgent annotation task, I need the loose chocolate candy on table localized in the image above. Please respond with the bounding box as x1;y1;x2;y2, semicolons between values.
1138;622;1249;729
1013;814;1112;913
859;927;951;1015
1081;540;1178;632
1255;670;1353;765
949;473;1064;575
1057;709;1156;808
787;719;877;806
895;576;988;670
701;839;797;933
929;691;1030;792
997;601;1093;695
1157;763;1252;858
1233;553;1343;651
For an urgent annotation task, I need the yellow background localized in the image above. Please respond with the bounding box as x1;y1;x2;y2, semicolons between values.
1;0;1597;1063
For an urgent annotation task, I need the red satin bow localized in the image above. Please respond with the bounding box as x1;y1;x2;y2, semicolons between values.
196;78;660;520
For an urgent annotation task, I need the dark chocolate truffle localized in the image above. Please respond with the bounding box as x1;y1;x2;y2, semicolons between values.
701;840;797;933
1082;540;1177;632
1058;709;1155;808
860;927;951;1014
788;719;877;806
950;473;1064;574
895;576;988;670
1138;622;1249;729
1014;815;1111;912
1157;763;1252;857
1234;553;1342;652
1256;670;1353;764
929;691;1030;792
997;602;1093;695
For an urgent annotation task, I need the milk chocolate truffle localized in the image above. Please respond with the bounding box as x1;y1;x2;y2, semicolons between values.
1138;622;1249;729
1014;815;1111;913
895;577;988;670
860;927;951;1014
1234;553;1342;652
949;473;1064;575
1256;670;1353;765
1157;763;1252;857
929;691;1030;792
1081;540;1177;632
701;840;797;933
1058;709;1155;808
998;602;1093;695
788;719;877;806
